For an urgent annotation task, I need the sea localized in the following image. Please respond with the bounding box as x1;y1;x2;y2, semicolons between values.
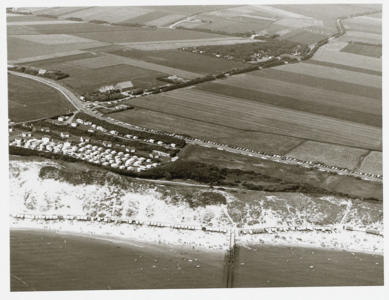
10;230;383;291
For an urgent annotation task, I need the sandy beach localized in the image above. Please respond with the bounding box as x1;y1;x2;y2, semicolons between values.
10;216;384;255
10;217;230;252
236;229;384;255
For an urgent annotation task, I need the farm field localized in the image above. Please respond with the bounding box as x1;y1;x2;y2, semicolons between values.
28;5;239;26
311;46;382;72
276;29;328;45
111;108;304;155
286;141;369;170
70;54;201;79
71;27;229;44
216;72;381;116
8;74;75;122
108;49;246;74
40;63;168;92
7;35;108;61
126;88;382;150
343;16;382;35
358;152;382;175
340;43;382;58
303;60;382;76
268;4;381;27
337;31;382;45
180;145;382;201
197;80;381;128
118;38;257;51
273;62;382;89
7;15;67;22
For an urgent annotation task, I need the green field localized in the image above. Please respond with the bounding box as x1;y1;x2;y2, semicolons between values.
8;74;75;122
340;43;382;58
277;29;328;45
286;141;369;169
196;81;381;128
312;47;382;72
123;88;381;150
43;63;168;92
274;62;381;89
111;107;304;155
108;49;246;74
358;151;382;175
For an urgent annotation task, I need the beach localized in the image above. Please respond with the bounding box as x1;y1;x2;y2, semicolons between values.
10;217;230;253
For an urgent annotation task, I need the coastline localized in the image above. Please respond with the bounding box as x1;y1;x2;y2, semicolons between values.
10;217;384;256
236;229;384;256
9;217;230;253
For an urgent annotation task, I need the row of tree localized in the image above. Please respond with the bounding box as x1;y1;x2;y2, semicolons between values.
9;65;69;80
193;40;308;62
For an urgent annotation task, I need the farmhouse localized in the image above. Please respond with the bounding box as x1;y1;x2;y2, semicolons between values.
61;132;70;138
40;127;50;132
103;141;112;147
58;117;64;122
22;132;31;137
115;81;134;92
38;69;46;75
80;136;90;143
71;122;77;127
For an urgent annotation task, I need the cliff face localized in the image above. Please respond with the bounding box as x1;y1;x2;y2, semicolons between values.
9;159;383;229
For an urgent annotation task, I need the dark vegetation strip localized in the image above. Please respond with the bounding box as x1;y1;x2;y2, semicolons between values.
8;65;69;80
75;112;186;148
250;69;382;100
9;146;381;203
195;83;382;128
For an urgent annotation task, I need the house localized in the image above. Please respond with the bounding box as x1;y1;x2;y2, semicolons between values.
88;129;95;133
110;130;118;135
42;135;51;143
76;119;84;124
41;127;50;132
8;128;13;132
60;132;70;138
64;141;72;148
103;141;112;147
71;122;77;127
114;81;134;92
80;136;90;143
157;141;163;145
170;143;176;148
38;69;46;75
22;132;31;137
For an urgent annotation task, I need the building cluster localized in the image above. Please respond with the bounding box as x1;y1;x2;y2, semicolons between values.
10;136;161;172
11;213;228;233
240;226;336;235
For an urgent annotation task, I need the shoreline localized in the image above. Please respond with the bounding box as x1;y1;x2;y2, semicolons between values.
9;218;230;253
10;217;384;256
236;229;384;256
